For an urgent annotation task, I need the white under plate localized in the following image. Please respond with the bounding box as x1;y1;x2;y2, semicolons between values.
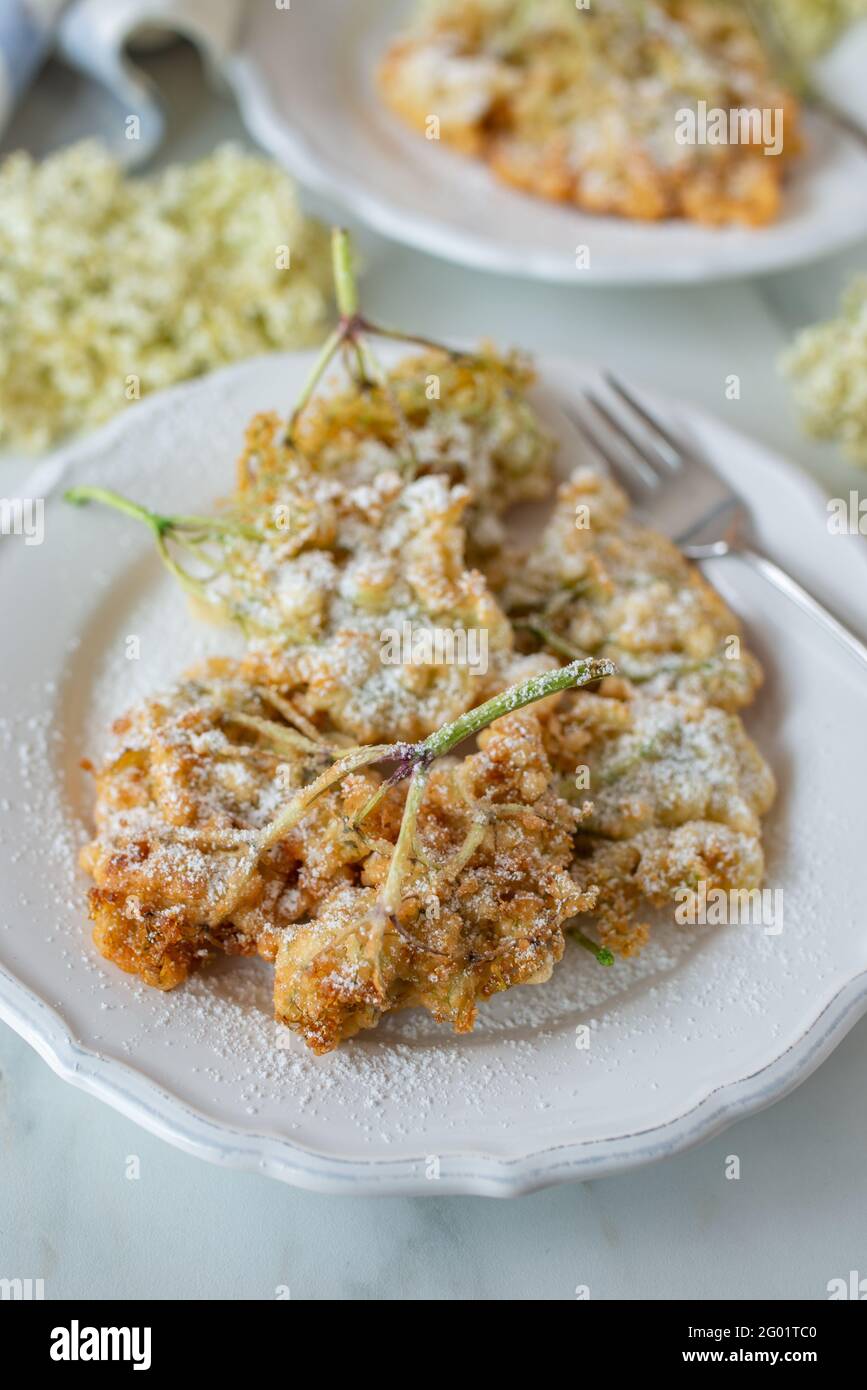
226;0;867;285
1;348;866;1196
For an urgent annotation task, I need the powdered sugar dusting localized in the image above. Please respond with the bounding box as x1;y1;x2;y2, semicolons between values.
0;630;845;1153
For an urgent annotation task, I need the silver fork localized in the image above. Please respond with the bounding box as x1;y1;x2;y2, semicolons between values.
568;373;867;671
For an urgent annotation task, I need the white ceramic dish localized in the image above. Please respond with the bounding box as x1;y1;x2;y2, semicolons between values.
1;348;865;1197
226;0;867;285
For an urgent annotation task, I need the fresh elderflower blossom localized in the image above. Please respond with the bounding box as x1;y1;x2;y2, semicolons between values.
782;276;867;466
0;141;331;451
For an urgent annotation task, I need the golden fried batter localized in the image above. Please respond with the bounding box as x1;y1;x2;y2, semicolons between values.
503;468;764;712
225;464;512;743
538;680;775;955
82;662;595;1050
274;347;556;517
80;661;374;988
157;350;555;744
379;0;801;227
273;708;593;1052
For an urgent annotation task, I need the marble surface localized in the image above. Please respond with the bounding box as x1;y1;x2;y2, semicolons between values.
1;40;866;1301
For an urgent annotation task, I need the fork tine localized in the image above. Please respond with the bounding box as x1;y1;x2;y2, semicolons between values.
604;373;682;471
584;388;668;486
567;400;658;501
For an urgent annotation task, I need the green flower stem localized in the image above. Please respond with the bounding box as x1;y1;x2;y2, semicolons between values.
65;485;165;533
153;535;208;601
228;712;335;758
617;656;716;683
210;657;616;930
349;778;393;831
68;230;474;569
66;485;216;600
571;928;615;967
435;814;489;881
208;742;393;925
168;515;261;540
285;227;468;442
358;322;466;360
352;656;614;831
379;765;429;920
64;485;261;603
285;322;347;438
285;229;362;437
416;657;615;764
331;227;359;319
257;744;393;858
363;658;613;977
64;486;259;540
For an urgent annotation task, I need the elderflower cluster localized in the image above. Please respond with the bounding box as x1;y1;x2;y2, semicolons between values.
782;276;867;466
0;141;332;452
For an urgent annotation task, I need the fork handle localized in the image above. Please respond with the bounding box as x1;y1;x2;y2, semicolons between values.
738;545;867;671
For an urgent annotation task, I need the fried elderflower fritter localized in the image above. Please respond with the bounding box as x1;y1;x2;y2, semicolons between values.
272;707;593;1053
539;680;776;955
66;234;559;744
379;0;800;226
502;468;764;712
223;460;513;743
80;660;372;989
271;345;555;517
71;230;778;1050
67;466;512;746
233;343;555;575
82;655;610;1050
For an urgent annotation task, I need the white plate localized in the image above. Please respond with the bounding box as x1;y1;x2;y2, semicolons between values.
1;348;866;1197
226;0;867;285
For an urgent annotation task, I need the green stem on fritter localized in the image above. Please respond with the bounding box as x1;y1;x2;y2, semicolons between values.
65;229;471;585
64;485;161;532
413;811;489;879
417;657;614;761
358;323;468;360
331;225;360;319
284;228;371;441
209;658;616;956
208;742;394;925
284;322;347;439
256;744;393;857
258;687;335;745
616;655;717;683
284;227;470;454
64;486;258;540
378;763;430;911
570;928;615;967
63;485;262;602
350;655;615;833
326;657;615;983
227;712;353;760
516;618;722;688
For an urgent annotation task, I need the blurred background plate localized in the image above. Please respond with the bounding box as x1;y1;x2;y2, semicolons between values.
228;0;867;285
